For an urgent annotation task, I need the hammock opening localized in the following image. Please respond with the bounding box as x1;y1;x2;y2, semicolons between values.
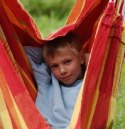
23;31;88;128
20;0;76;38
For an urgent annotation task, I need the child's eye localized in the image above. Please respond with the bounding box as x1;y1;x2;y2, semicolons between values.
51;64;58;69
65;60;72;64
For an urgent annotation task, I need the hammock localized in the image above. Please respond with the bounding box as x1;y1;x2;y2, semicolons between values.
0;0;125;128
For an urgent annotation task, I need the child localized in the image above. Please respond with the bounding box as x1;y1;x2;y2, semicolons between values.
24;33;86;129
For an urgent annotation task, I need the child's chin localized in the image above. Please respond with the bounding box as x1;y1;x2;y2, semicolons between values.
60;81;75;86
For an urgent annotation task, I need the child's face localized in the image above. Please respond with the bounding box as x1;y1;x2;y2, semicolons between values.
46;46;84;85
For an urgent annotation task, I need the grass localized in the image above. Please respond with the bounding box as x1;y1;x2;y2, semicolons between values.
32;14;68;38
20;0;75;38
113;63;125;129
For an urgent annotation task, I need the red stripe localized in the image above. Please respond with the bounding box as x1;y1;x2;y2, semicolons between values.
0;41;50;128
0;40;25;95
3;0;41;39
76;3;115;128
0;3;36;86
90;15;122;129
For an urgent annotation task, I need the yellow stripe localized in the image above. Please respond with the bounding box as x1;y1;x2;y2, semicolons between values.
0;88;13;129
0;118;4;129
87;36;111;128
0;25;7;43
18;64;37;93
69;36;111;129
106;96;116;129
69;79;85;129
106;22;125;128
0;68;28;129
10;91;28;129
121;22;125;45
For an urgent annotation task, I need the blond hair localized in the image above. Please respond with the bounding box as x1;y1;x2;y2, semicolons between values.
42;33;82;60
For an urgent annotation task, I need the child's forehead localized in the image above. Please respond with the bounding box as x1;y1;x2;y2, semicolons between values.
46;50;77;64
43;43;80;63
47;48;76;59
55;45;76;54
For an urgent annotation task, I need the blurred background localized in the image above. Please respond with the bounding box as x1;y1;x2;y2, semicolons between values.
20;0;75;38
20;0;125;128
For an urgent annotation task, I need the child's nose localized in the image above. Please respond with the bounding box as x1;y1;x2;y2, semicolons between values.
59;66;67;75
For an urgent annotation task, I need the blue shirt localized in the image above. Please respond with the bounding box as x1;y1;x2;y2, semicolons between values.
24;46;82;129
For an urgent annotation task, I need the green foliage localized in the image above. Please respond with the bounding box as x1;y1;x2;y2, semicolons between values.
20;0;75;37
32;15;67;38
20;0;74;19
113;63;125;129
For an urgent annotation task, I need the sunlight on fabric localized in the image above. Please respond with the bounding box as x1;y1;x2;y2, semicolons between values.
0;88;13;129
122;0;125;20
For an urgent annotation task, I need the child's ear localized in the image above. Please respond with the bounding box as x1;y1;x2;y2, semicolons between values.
79;50;85;64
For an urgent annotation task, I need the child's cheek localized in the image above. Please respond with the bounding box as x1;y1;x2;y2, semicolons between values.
52;70;59;78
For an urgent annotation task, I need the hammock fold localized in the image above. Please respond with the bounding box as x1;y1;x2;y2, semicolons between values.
0;0;125;129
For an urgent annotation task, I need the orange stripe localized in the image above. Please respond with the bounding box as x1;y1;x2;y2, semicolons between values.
66;0;86;24
0;68;25;128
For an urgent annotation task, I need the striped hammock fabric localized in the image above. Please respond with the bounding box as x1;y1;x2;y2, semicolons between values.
0;0;125;129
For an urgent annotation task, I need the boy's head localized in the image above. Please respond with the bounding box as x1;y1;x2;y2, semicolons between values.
42;33;85;85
